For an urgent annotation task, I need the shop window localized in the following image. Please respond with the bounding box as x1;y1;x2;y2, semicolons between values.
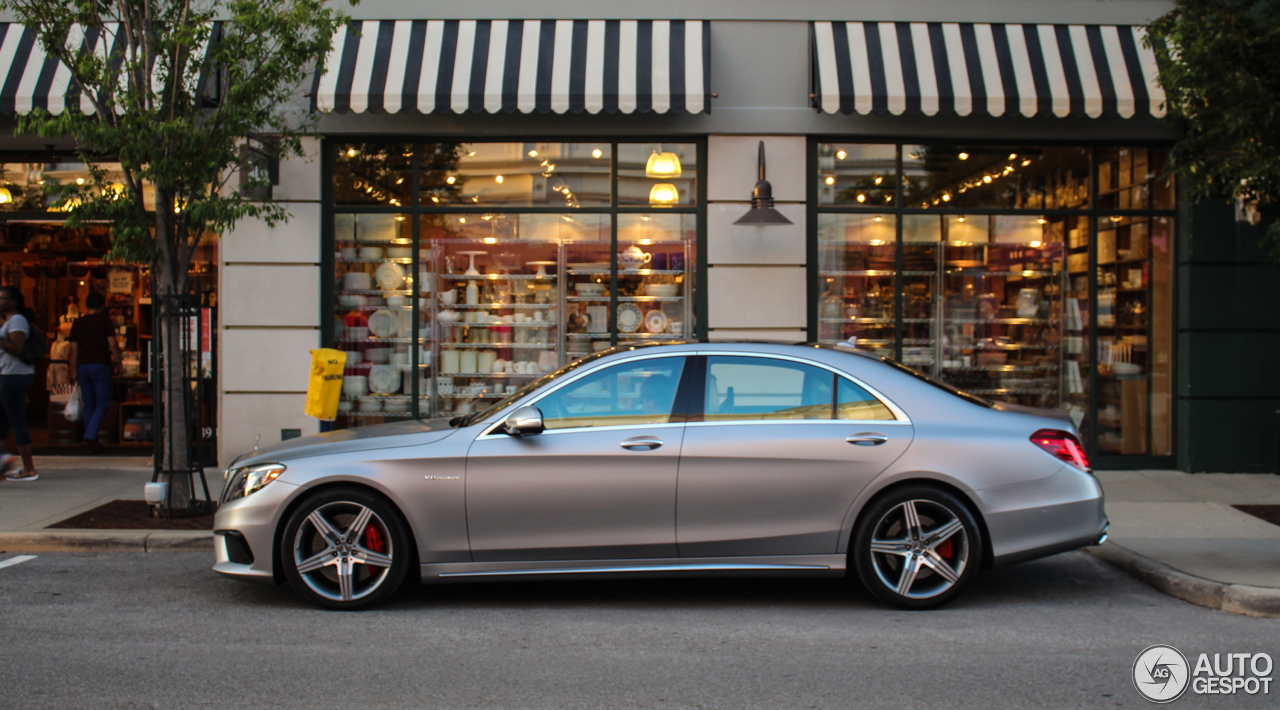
0;161;155;212
902;146;1091;210
816;144;896;207
334;143;413;207
329;139;701;428
813;142;1173;461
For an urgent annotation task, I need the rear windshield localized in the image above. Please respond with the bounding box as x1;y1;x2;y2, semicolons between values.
823;346;994;409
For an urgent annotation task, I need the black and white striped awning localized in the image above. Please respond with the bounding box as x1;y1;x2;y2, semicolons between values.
811;21;1166;119
0;23;122;115
313;19;711;115
0;22;216;116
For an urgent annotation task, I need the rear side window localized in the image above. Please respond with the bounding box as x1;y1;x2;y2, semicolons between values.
837;377;896;420
703;356;893;422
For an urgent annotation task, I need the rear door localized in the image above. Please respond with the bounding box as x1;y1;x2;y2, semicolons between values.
676;354;913;557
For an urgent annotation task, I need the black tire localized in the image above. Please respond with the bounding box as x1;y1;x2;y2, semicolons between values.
852;485;983;610
279;486;411;610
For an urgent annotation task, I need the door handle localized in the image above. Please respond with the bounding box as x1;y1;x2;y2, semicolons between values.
846;433;888;446
621;436;663;451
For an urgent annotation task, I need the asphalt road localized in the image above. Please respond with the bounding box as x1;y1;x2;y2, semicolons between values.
1;551;1276;709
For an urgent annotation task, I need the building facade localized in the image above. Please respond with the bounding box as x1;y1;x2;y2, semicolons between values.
3;1;1276;472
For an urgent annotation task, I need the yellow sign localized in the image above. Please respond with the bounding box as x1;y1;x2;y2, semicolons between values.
304;348;347;420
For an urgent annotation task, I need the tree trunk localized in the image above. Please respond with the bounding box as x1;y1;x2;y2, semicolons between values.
153;198;196;517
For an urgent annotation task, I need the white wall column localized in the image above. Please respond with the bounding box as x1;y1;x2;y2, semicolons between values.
705;136;808;341
217;138;324;466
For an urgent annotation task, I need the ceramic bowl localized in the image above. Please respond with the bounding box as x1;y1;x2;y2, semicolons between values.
386;247;412;258
383;399;411;413
337;294;363;309
576;282;605;296
343;272;373;291
644;284;678;297
340;247;358;260
357;396;383;412
337;400;354;413
386;295;408;308
359;246;383;260
342;376;368;398
364;348;391;364
345;351;363;366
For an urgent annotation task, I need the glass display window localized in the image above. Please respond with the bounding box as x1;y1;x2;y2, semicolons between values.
0;160;157;212
616;143;699;207
816;143;896;207
328;139;702;427
422;142;612;208
812;141;1174;462
334;143;413;207
816;213;898;359
902;145;1091;210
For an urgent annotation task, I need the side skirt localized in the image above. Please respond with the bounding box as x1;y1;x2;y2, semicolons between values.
420;555;848;584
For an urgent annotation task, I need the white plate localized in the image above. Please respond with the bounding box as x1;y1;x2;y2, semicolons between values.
617;303;642;333
644;309;667;334
375;261;406;290
368;365;399;394
367;309;398;338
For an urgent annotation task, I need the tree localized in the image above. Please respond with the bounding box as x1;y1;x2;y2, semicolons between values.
1146;0;1280;258
0;0;350;514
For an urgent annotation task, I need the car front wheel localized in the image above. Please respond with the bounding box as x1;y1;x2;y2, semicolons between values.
279;487;411;610
853;486;982;609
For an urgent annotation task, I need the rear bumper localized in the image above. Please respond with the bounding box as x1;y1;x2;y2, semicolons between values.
974;466;1109;567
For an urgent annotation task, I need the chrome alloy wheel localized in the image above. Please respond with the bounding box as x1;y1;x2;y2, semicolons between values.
868;498;970;600
291;501;396;603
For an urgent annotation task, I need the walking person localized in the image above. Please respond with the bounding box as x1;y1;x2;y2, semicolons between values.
0;285;39;480
69;291;120;454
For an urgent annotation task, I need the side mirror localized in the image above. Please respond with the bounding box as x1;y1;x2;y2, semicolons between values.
503;406;545;437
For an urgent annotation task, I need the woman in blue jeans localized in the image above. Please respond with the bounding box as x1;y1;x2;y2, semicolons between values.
0;285;38;480
70;291;121;454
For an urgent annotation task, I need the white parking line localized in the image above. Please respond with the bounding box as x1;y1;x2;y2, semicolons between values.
0;555;37;569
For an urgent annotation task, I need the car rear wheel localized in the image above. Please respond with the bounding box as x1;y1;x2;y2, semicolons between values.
853;486;982;609
279;487;410;610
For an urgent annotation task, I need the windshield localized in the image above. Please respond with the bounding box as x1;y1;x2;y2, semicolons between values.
453;349;617;426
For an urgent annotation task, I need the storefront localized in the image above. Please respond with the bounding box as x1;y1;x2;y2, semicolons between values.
208;3;1273;471
0;156;219;452
326;139;703;423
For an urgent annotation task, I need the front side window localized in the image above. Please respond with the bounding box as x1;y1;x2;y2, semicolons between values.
704;356;835;421
536;357;686;430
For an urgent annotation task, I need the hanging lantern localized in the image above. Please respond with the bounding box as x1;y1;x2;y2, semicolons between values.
648;183;679;206
645;151;682;178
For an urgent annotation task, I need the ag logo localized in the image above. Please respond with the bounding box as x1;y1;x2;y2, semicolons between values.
1134;644;1190;703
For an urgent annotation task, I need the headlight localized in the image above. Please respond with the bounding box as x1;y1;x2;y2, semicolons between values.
222;464;286;503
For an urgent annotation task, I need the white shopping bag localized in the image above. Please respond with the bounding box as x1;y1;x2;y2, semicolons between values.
64;383;82;422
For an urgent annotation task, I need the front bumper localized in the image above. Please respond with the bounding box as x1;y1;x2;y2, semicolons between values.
211;480;298;583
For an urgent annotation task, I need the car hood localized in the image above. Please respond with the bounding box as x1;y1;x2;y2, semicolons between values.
228;418;460;468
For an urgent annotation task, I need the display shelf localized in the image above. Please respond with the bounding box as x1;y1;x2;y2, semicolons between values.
447;302;555;309
947;318;1055;325
968;388;1058;396
440;343;555;349
567;296;683;303
942;365;1056;373
944;270;1055;278
440;273;545;281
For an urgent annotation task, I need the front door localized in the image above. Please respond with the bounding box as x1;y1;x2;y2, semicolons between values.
677;355;913;557
465;355;689;562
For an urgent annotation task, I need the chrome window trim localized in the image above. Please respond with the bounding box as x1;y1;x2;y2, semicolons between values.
695;350;912;424
476;352;692;438
685;419;911;429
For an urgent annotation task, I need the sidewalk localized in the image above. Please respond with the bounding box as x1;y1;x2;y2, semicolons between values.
0;457;217;552
0;462;1277;616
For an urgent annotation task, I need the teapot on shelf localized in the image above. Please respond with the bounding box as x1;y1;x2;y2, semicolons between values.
618;245;652;270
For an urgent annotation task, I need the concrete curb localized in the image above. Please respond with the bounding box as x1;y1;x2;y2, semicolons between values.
1089;542;1280;619
0;530;213;553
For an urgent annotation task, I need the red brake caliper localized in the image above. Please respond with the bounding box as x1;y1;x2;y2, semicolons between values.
364;525;386;559
936;538;954;561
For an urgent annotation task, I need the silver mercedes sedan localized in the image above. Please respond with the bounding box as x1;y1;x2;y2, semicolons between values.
213;342;1107;610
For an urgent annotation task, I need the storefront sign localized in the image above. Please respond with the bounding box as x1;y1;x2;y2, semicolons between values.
108;270;134;294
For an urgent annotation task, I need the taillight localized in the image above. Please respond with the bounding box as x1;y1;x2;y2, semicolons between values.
1030;429;1091;472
